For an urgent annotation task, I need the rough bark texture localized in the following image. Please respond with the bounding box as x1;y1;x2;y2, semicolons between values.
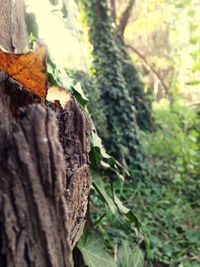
0;76;91;267
0;103;73;267
0;0;91;266
48;100;92;248
0;0;28;53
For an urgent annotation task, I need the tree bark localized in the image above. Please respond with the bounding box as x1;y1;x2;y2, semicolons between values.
0;1;91;266
0;104;73;267
48;100;91;249
0;0;28;53
110;0;116;23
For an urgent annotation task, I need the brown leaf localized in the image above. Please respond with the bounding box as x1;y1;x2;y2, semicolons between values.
0;44;48;98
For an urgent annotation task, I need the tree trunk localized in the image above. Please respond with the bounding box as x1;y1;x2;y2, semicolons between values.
0;1;91;266
118;0;136;37
110;0;116;23
0;0;28;53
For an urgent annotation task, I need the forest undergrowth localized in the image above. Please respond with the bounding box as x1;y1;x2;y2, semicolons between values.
90;100;200;267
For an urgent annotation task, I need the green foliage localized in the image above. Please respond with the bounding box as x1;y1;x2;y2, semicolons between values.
47;56;90;108
89;172;145;253
69;70;109;139
25;12;39;39
78;231;118;267
92;178;140;231
78;232;144;267
127;178;200;266
71;82;88;107
117;37;155;132
145;102;200;183
79;0;145;170
117;241;144;267
88;102;200;267
139;103;200;266
81;172;145;267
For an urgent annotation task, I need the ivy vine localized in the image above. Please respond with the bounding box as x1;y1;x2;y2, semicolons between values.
79;0;146;172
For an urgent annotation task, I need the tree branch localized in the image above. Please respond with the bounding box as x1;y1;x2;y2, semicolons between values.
110;0;116;23
118;0;136;37
126;44;169;94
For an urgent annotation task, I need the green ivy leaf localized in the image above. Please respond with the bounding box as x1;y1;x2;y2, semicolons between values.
78;231;118;267
26;13;39;39
90;131;130;179
89;146;102;168
113;191;140;231
92;181;118;215
46;56;62;86
71;82;88;107
117;242;144;267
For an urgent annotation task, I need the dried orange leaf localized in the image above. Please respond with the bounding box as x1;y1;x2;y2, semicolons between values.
0;44;47;98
